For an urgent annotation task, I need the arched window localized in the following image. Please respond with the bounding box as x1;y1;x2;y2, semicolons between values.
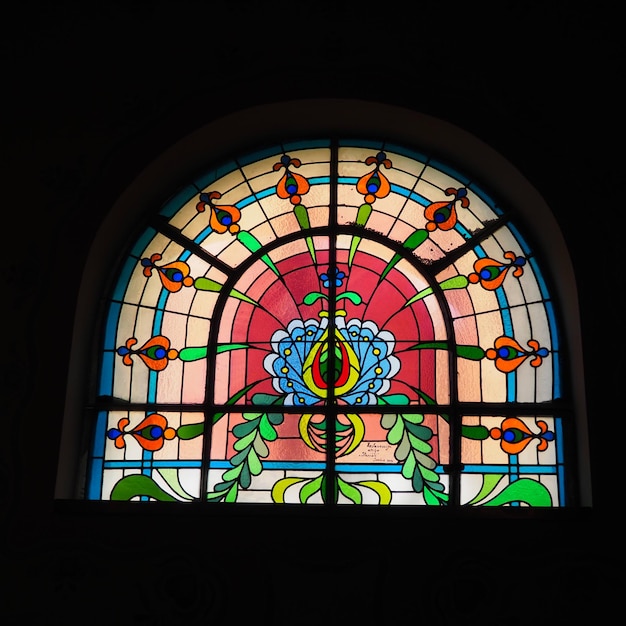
57;101;591;507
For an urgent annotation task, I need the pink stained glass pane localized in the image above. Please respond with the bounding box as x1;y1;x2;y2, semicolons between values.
212;236;451;407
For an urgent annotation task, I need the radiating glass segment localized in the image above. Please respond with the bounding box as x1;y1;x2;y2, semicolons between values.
88;140;566;506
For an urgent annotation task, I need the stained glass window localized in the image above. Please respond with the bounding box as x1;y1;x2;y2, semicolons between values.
85;138;573;507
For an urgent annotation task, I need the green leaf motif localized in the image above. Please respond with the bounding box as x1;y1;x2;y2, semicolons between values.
300;475;324;503
303;292;327;305
358;480;392;505
157;469;195;500
233;429;257;451
461;424;490;440
338;477;362;504
233;418;260;439
110;474;178;502
194;277;258;306
237;231;279;275
381;413;446;504
409;341;486;360
177;422;204;440
379;229;429;282
475;477;553;507
253;436;270;459
272;477;306;503
216;343;250;354
178;346;208;361
387;416;404;445
378;394;410;406
403;275;469;308
222;464;243;482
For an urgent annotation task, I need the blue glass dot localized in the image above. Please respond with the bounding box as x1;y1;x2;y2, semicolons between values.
367;182;378;193
154;347;167;359
498;347;511;358
149;426;163;438
503;430;516;442
480;269;492;279
435;212;446;222
221;215;232;225
287;183;297;193
141;258;151;267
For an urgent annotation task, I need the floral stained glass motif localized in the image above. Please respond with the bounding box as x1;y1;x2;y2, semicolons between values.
87;140;568;506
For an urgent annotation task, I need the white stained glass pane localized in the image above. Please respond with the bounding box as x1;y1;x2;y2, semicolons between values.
509;303;532;344
455;191;488;234
245;147;331;194
338;145;380;173
111;304;149;402
237;200;272;233
101;469;125;500
459;472;484;505
153;468;201;501
462;190;501;226
516;358;543;403
198;167;247;200
127;232;182;292
528;301;552;348
240;152;283;182
236;489;274;503
302;182;330;213
258;192;296;222
419;165;466;195
168;195;206;233
385;150;427;181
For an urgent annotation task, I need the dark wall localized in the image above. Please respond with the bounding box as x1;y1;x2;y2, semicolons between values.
1;3;620;624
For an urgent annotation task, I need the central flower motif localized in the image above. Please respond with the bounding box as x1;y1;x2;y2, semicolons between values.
264;312;400;405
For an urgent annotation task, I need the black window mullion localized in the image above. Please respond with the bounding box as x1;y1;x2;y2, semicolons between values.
325;139;339;505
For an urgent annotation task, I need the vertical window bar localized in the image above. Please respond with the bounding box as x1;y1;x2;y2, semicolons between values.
325;139;339;504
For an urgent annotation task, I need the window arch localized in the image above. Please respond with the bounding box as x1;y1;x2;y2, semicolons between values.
57;100;591;507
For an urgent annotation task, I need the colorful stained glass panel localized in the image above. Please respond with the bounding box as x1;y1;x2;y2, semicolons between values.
86;140;568;507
